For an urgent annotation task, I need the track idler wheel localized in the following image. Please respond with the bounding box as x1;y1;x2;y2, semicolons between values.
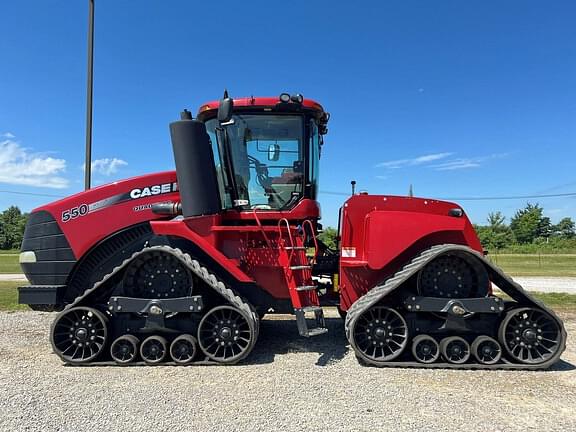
198;305;257;364
350;306;409;365
411;335;440;364
169;334;198;364
140;335;168;364
498;307;562;365
440;336;470;364
110;335;139;364
471;336;501;365
50;306;108;364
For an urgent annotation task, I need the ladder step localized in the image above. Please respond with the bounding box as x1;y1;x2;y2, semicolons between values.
295;285;316;292
306;327;329;337
301;306;323;314
284;246;307;250
290;265;311;270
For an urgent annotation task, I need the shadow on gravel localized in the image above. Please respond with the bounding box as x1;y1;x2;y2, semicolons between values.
548;360;576;371
247;317;349;367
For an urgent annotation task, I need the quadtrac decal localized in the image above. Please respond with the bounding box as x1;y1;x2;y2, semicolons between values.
133;201;173;213
61;182;178;222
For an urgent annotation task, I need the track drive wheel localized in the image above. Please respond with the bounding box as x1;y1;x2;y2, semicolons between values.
440;336;470;364
170;334;198;364
498;307;562;365
140;335;168;364
418;252;489;298
123;250;193;299
110;335;139;364
412;334;440;364
50;307;108;364
471;336;501;365
350;306;409;365
198;305;257;364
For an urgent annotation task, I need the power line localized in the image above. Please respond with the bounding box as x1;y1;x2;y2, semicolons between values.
320;190;576;201
0;190;66;198
440;192;576;201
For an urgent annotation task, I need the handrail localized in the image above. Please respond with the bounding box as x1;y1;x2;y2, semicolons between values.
252;207;272;249
278;218;294;247
302;219;319;264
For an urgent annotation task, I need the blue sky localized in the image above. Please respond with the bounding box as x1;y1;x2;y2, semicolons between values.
1;1;575;228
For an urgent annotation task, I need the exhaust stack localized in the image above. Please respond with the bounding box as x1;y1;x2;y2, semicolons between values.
169;110;220;218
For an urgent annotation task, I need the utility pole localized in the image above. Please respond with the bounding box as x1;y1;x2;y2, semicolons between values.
84;0;95;190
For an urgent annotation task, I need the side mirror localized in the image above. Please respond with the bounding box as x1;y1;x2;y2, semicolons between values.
268;143;280;161
218;90;234;123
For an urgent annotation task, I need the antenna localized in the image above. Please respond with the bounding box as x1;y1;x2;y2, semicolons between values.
409;184;414;197
351;180;356;196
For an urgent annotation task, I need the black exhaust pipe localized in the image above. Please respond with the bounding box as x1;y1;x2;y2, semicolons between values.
169;110;220;218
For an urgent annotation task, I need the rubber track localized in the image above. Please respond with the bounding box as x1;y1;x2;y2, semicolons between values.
344;244;567;370
57;245;259;365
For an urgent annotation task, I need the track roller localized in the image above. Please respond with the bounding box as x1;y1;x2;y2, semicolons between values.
50;306;108;364
350;306;409;365
440;336;470;364
498;307;562;365
471;336;501;365
140;335;168;364
198;305;257;364
110;335;139;364
411;335;440;363
169;334;198;364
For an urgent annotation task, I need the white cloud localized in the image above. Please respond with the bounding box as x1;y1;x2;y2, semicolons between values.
376;152;453;169
1;132;15;139
84;158;128;176
432;153;508;171
0;138;69;189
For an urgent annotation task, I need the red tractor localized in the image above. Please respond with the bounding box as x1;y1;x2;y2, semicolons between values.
19;92;566;368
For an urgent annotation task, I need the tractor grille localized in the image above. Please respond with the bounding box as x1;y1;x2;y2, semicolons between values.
20;211;76;285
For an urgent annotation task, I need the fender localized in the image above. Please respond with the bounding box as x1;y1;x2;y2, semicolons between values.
150;219;254;283
338;194;483;308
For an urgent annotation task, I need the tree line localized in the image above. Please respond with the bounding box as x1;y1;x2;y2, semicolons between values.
474;203;575;251
0;206;28;250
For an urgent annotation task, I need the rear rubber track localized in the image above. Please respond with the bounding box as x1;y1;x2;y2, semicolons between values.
344;244;567;370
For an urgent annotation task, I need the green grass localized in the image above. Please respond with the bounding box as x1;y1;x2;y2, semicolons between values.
0;281;28;311
487;253;576;277
0;249;19;255
0;254;21;273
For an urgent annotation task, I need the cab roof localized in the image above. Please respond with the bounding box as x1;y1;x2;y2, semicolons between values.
196;96;325;120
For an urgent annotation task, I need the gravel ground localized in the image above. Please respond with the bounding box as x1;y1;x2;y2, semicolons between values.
510;277;576;294
0;309;575;432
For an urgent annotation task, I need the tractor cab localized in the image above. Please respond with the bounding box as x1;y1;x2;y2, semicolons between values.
196;94;329;212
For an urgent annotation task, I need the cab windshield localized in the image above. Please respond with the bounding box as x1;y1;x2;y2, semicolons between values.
206;114;305;210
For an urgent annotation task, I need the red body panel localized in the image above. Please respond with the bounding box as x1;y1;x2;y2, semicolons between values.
150;199;322;299
338;195;483;310
31;171;179;259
